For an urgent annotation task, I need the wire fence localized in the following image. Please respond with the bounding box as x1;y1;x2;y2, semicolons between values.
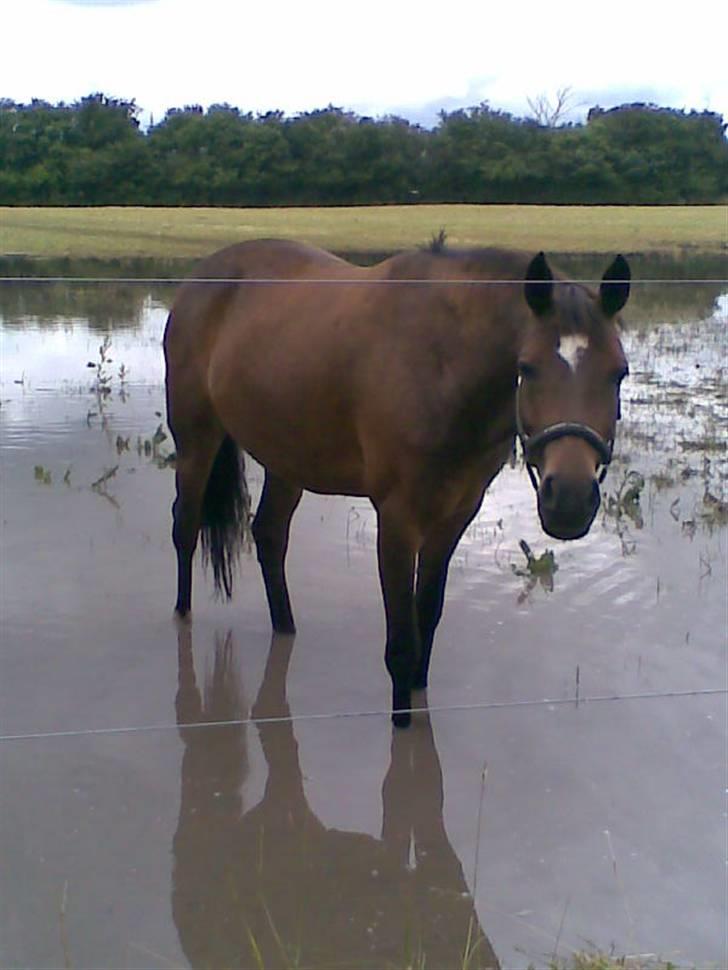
1;686;724;744
1;277;726;284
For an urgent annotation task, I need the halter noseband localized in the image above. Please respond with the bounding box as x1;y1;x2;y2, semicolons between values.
515;382;614;492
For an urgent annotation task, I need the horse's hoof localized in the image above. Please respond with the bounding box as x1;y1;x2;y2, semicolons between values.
174;607;191;626
392;709;412;729
273;619;296;636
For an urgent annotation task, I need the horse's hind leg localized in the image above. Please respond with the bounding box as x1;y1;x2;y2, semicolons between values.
251;471;303;634
414;493;485;688
172;431;224;616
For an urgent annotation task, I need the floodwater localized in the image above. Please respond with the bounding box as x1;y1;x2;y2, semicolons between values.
0;257;726;969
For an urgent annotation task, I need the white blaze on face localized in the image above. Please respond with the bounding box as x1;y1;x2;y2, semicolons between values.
558;333;589;372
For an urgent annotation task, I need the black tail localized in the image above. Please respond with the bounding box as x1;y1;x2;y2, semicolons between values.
200;436;250;599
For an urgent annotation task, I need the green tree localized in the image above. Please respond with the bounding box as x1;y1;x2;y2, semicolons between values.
0;94;725;206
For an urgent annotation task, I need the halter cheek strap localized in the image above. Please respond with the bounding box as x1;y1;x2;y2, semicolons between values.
515;385;615;491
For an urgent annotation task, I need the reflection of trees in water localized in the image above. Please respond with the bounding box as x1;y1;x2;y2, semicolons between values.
0;258;187;331
1;253;724;331
0;279;153;331
617;281;724;327
173;629;499;970
553;252;726;325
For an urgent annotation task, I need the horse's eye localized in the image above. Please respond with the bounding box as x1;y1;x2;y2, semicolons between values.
518;361;538;380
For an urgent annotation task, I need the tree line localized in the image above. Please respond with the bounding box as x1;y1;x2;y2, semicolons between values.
1;94;726;206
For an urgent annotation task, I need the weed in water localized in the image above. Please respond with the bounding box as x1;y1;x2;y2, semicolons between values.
698;459;728;529
87;335;113;397
91;466;119;491
152;423;167;450
58;880;71;970
605;471;645;527
603;470;645;555
514;539;559;579
91;465;120;507
134;422;177;468
512;539;558;602
86;336;130;405
699;491;728;528
34;464;52;485
543;951;683;970
649;470;675;491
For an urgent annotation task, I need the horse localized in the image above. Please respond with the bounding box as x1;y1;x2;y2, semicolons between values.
164;240;630;727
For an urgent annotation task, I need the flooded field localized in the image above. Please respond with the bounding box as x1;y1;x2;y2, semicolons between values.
1;258;726;969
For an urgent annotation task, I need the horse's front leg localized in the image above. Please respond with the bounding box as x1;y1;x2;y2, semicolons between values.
414;491;485;688
376;499;422;728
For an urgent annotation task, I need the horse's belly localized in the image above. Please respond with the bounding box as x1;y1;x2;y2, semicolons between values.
213;390;367;494
249;442;367;496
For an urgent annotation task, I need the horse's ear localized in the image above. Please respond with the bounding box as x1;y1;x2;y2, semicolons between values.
524;252;554;316
600;255;631;316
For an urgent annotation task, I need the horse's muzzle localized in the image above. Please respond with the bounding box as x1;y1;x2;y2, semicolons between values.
537;473;601;540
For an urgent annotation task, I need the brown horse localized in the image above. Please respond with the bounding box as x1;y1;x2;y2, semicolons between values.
164;240;630;726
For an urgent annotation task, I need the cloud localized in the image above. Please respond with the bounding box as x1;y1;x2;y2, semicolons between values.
7;0;727;125
51;1;158;6
358;79;496;129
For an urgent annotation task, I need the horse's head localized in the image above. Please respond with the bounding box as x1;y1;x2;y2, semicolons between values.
517;252;630;540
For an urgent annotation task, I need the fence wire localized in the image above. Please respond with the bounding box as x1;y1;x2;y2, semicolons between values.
1;686;724;744
1;277;726;285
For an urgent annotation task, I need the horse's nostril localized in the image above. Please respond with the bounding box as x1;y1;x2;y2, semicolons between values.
540;474;555;509
540;474;599;520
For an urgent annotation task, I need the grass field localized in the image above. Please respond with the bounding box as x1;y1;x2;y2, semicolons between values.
1;205;725;260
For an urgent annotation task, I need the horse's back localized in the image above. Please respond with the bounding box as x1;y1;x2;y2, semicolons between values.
166;239;360;340
164;239;524;500
165;241;373;491
179;238;358;292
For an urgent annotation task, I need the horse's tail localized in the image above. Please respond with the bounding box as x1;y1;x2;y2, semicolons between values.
200;435;250;599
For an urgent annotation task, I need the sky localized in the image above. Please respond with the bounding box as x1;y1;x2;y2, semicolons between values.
3;0;727;127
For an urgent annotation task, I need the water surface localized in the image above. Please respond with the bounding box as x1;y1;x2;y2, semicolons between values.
1;260;726;969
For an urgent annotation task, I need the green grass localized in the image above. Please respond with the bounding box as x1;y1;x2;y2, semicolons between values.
545;954;684;970
1;204;725;261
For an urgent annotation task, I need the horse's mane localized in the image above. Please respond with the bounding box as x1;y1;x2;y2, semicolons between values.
384;245;533;281
385;244;614;337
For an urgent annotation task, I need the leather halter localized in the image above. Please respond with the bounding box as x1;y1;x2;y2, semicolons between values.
515;381;614;492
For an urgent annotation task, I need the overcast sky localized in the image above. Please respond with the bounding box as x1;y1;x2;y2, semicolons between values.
4;0;727;127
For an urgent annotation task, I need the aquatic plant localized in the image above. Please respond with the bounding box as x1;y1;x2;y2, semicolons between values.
513;539;559;579
87;335;113;397
90;465;120;507
543;953;681;970
512;538;558;602
602;469;646;555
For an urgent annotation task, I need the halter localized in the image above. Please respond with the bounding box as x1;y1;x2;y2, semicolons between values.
515;381;614;492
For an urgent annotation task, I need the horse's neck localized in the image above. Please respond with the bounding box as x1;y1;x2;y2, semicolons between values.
455;289;523;392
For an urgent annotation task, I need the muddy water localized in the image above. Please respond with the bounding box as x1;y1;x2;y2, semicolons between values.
0;263;726;969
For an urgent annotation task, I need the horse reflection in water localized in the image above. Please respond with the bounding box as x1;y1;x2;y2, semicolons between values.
173;628;500;970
